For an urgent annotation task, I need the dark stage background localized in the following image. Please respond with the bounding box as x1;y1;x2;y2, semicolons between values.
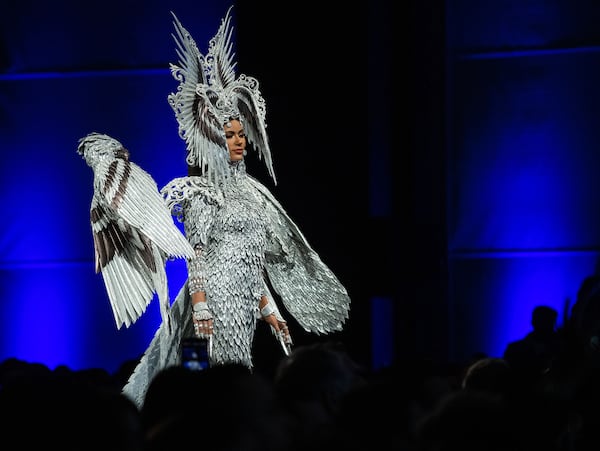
2;0;600;376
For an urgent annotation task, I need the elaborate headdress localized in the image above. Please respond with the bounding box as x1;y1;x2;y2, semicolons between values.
168;6;276;185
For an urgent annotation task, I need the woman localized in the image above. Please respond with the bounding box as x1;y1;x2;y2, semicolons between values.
164;117;293;368
121;7;350;406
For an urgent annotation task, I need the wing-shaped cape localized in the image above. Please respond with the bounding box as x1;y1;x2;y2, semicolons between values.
79;133;195;330
247;177;351;333
91;159;195;329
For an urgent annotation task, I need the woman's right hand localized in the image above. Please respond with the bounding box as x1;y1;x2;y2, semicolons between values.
192;300;214;339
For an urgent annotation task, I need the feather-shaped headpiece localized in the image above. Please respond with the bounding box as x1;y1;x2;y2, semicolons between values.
168;6;276;186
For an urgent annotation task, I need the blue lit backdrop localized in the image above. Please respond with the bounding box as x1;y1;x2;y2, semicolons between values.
4;0;600;375
446;1;600;361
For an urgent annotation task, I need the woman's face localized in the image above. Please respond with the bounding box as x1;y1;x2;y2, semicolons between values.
224;119;246;162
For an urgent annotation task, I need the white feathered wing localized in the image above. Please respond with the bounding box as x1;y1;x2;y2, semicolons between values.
78;132;195;331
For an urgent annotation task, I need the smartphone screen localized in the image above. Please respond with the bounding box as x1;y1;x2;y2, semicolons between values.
181;337;210;371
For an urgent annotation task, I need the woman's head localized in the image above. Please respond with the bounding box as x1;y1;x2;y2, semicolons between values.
187;119;247;176
224;119;246;162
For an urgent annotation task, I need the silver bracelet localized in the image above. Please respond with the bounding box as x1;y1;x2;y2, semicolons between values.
260;303;275;317
188;276;205;294
192;302;212;321
193;302;208;312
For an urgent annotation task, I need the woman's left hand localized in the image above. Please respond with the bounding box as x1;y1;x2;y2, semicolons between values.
263;314;293;351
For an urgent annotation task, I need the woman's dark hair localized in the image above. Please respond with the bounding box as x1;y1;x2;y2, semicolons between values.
188;165;202;176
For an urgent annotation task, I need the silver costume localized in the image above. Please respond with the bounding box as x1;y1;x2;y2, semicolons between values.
80;7;351;408
169;163;270;368
165;160;350;366
121;161;350;407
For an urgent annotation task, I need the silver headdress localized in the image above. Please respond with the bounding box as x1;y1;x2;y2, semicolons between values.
168;6;276;186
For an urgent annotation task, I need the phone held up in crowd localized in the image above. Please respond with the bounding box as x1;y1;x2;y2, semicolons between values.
181;336;210;371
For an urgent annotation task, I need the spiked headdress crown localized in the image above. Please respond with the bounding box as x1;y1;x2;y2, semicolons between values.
168;6;275;185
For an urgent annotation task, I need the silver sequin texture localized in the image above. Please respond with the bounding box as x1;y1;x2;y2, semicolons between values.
185;162;267;367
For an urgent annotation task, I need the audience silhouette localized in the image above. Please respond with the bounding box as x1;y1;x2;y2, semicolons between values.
141;362;291;451
272;341;368;451
0;358;143;450
5;285;600;451
502;305;563;388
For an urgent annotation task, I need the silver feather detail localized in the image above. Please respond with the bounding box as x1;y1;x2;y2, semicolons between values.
77;133;195;331
248;177;351;333
163;163;349;363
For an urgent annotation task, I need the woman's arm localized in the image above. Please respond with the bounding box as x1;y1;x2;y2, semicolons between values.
188;244;213;338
